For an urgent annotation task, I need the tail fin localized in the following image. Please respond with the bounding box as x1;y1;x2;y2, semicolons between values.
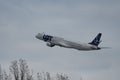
89;33;102;46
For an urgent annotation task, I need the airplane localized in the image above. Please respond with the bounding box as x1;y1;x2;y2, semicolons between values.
35;33;103;51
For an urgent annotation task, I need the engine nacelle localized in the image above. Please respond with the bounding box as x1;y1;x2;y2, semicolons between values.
46;42;55;47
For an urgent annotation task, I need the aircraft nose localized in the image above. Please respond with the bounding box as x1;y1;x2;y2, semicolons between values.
35;35;38;38
35;33;39;39
35;33;44;40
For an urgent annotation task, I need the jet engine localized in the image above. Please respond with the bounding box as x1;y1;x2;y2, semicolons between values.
46;42;55;47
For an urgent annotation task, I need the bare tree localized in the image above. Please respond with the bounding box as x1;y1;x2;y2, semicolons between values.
37;72;70;80
26;69;33;80
3;71;12;80
10;59;33;80
19;59;28;80
9;60;19;80
37;73;42;80
56;73;69;80
2;59;72;80
37;72;51;80
3;71;8;80
0;65;3;80
46;72;51;80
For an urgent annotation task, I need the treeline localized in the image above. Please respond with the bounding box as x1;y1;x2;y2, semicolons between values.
0;59;70;80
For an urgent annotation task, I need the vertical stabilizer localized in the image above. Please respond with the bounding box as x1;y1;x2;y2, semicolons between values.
89;33;102;46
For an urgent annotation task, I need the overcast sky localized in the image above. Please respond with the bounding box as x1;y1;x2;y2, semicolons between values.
0;0;120;80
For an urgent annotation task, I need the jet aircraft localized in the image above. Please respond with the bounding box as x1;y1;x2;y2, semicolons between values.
35;33;103;51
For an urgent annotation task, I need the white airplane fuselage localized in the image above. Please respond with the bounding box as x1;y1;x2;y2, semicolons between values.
35;33;101;51
52;37;98;50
